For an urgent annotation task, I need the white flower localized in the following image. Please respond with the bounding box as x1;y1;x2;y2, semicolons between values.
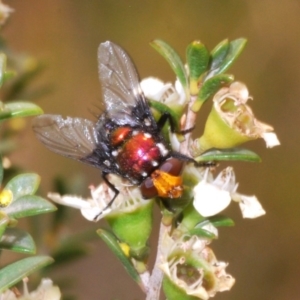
213;81;280;148
48;175;149;221
140;77;186;105
160;235;235;299
193;167;266;218
0;278;61;300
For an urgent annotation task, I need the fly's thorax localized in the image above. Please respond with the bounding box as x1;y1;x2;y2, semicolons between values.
110;126;132;147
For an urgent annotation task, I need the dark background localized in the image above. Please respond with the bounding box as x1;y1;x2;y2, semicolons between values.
4;1;299;299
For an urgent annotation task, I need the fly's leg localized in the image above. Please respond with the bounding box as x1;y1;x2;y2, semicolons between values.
93;172;119;220
157;112;215;167
170;151;216;168
156;112;194;134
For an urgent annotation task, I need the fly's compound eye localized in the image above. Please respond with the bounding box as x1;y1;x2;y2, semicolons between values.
159;157;184;176
140;177;158;199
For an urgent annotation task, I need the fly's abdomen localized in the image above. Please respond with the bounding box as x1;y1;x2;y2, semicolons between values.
116;132;164;182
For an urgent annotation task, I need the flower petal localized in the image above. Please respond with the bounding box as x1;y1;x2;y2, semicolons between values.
140;77;172;101
193;181;232;217
81;205;111;221
48;193;92;209
213;167;236;192
261;132;280;148
237;195;266;218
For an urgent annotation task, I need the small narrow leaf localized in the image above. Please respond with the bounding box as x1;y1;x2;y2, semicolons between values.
0;53;7;88
0;228;36;254
0;102;43;121
150;39;188;90
209;215;235;227
0;256;54;293
3;195;57;218
188;227;216;239
149;99;182;131
195;148;261;163
0;214;9;240
192;73;234;112
196;216;235;228
186;41;209;95
187;41;209;79
0;155;3;185
209;38;247;77
97;229;143;289
210;39;230;71
4;173;40;202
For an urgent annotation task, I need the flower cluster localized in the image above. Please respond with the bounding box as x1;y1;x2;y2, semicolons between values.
44;39;279;299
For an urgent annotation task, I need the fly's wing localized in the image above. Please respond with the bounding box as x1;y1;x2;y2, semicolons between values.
98;41;156;127
32;114;101;166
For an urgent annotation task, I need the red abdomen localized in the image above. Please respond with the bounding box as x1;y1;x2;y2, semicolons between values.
111;130;163;182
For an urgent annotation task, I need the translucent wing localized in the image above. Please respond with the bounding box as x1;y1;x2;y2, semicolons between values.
98;41;146;125
32;114;99;161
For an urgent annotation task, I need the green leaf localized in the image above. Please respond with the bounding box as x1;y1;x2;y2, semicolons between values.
3;71;16;82
209;38;247;77
210;39;230;71
0;102;43;121
4;173;40;202
0;156;3;185
97;228;143;289
148;99;182;132
192;73;234;112
188;227;216;239
0;213;9;240
0;256;54;293
150;39;188;90
196;216;235;228
0;228;36;254
186;41;209;94
209;215;235;227
3;195;57;219
0;53;7;88
195;148;261;163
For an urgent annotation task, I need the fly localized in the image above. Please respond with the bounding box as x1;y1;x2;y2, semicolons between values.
32;41;206;213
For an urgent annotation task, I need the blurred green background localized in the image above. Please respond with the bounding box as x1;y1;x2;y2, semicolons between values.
3;0;299;299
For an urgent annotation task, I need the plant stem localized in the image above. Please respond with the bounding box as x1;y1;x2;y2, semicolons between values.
180;95;197;156
146;221;171;300
146;94;198;299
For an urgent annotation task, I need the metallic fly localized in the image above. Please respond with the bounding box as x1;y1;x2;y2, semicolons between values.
32;41;196;210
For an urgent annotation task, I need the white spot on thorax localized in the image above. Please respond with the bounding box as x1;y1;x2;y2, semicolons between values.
144;133;152;138
157;143;169;156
